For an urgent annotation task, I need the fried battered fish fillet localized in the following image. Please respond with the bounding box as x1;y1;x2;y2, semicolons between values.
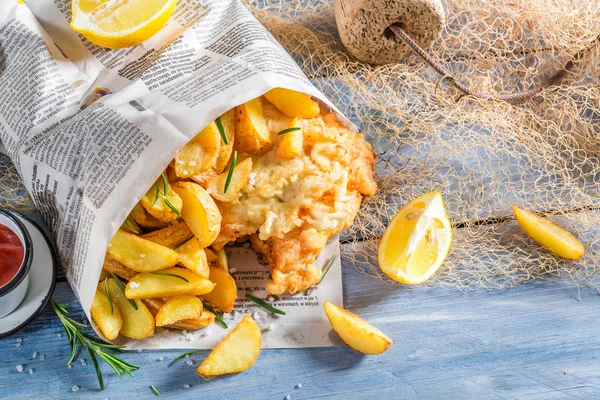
213;102;376;295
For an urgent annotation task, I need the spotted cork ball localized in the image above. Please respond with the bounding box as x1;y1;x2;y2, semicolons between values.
334;0;446;65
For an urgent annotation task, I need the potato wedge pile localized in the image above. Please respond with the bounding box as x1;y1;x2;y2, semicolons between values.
92;88;320;344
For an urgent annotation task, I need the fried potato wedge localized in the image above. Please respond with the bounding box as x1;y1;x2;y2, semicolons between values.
205;248;218;263
235;98;272;153
120;217;142;235
324;301;392;355
513;206;585;260
172;182;222;248
197;315;261;379
214;109;236;173
103;254;137;280
202;267;237;312
129;203;168;230
98;269;112;282
207;157;252;202
125;267;215;299
91;286;123;340
106;279;154;339
140;175;183;222
264;88;320;118
155;295;203;327
143;298;215;330
275;117;303;160
214;248;228;271
175;122;221;178
176;237;210;278
191;169;217;189
107;230;180;273
140;222;193;249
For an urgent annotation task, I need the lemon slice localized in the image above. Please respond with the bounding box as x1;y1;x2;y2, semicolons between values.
71;0;177;49
378;190;452;284
512;206;584;260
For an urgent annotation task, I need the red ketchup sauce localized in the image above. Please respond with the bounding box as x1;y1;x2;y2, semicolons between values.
0;224;24;287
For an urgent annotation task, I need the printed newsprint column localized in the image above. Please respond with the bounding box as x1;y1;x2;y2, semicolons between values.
0;0;346;348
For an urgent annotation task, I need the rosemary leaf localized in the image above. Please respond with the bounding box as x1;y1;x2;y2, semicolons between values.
174;235;195;249
216;116;229;145
245;294;286;315
161;173;168;195
150;272;189;282
104;278;113;315
169;349;207;367
202;303;228;328
318;254;337;284
151;385;161;396
88;346;104;390
163;197;181;217
223;151;237;194
277;127;301;136
150;184;160;208
110;273;138;310
122;218;139;234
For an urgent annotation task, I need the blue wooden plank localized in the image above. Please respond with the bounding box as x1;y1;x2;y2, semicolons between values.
3;257;600;399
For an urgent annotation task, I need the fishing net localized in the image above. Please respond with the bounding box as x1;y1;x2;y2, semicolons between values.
0;154;35;213
248;0;600;289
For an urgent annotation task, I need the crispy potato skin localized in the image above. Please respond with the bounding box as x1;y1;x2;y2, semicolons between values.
172;182;222;248
264;88;320;118
215;109;236;173
155;295;204;326
103;253;137;280
140;176;183;223
107;230;180;272
91;287;123;340
175;122;221;178
125;267;215;299
129;203;168;229
197;315;261;379
140;222;193;248
105;279;155;339
201;267;237;312
207;158;252;202
235;98;272;153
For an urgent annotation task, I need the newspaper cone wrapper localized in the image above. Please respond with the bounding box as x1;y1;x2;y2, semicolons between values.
0;0;347;348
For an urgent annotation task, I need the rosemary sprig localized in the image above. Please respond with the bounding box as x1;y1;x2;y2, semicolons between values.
51;299;139;390
277;127;301;136
160;173;168;195
202;302;228;328
150;272;189;282
150;184;160;208
111;273;138;310
169;349;207;367
163;198;181;217
149;174;181;217
150;385;160;396
103;278;113;315
245;294;286;315
121;217;139;234
223;151;237;194
318;255;337;284
174;235;195;249
216;117;228;145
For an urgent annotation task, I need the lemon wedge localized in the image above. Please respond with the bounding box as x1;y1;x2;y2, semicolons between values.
378;190;452;284
70;0;177;49
512;206;584;260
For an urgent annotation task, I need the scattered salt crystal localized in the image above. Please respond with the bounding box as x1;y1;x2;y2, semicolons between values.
206;188;212;194
252;312;259;320
32;352;38;359
185;359;194;366
159;356;164;361
140;254;146;258
264;324;274;332
223;313;231;319
138;349;143;353
15;338;22;343
200;328;210;337
40;355;46;360
130;282;140;289
185;354;190;358
16;343;22;347
189;161;197;166
267;295;276;302
56;333;62;338
107;243;113;248
16;365;24;372
285;395;291;400
72;386;79;392
229;267;237;274
67;364;73;370
296;383;303;389
29;368;34;375
183;384;190;389
183;170;189;175
185;333;194;341
248;173;256;185
182;330;188;335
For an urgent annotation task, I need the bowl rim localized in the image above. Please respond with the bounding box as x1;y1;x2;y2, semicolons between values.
0;208;33;297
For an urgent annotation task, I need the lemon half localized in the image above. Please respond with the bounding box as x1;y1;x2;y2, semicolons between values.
378;191;452;284
71;0;177;49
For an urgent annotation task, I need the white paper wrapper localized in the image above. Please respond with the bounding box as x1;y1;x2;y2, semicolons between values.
0;0;347;348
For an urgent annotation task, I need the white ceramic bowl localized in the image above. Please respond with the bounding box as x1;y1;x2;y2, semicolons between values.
0;209;33;318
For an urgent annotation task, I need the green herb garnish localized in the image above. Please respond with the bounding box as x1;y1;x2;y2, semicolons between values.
110;272;138;310
318;254;337;284
223;151;237;194
163;198;181;217
150;385;160;396
121;217;139;234
245;294;286;315
216;116;228;145
277;127;301;136
104;278;113;315
150;174;180;217
169;349;207;367
202;302;228;328
160;173;168;195
174;235;195;249
51;299;139;390
150;184;160;208
150;272;189;282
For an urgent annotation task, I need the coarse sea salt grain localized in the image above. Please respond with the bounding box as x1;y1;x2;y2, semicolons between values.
183;384;191;389
285;395;291;400
16;343;21;347
229;267;237;274
40;355;46;360
296;383;303;389
138;349;143;353
32;352;38;359
252;312;259;320
159;356;164;361
29;369;34;375
56;333;62;338
16;365;24;372
130;282;140;289
140;254;146;258
189;161;197;166
186;360;194;366
264;324;274;332
67;364;73;369
72;386;79;392
16;338;22;343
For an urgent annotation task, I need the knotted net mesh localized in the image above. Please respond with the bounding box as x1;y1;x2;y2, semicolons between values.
248;0;600;289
